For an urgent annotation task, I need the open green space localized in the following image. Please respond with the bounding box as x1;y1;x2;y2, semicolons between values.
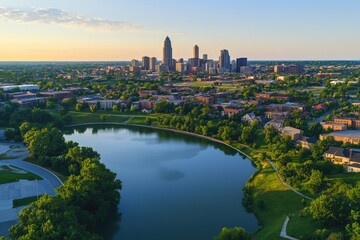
249;164;306;239
68;111;131;124
286;211;317;239
0;165;42;184
13;196;41;208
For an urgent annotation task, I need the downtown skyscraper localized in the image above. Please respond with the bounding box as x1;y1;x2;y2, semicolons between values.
163;36;173;70
219;49;231;70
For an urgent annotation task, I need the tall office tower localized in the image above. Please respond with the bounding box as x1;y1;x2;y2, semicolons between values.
203;54;208;61
163;36;173;70
219;49;230;70
194;45;199;59
150;57;157;72
142;56;150;71
236;58;248;73
131;59;139;67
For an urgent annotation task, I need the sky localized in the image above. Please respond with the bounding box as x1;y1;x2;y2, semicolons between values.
1;0;360;61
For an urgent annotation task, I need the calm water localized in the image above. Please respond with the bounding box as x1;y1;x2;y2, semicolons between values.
64;125;258;240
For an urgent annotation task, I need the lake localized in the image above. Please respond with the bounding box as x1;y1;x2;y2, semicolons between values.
64;125;258;240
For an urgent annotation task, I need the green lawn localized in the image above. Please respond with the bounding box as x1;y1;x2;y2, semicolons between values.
286;211;317;239
13;195;40;208
127;116;147;125
68;112;131;125
250;165;307;239
0;165;42;184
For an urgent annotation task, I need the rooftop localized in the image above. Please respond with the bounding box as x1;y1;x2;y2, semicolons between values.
321;130;360;139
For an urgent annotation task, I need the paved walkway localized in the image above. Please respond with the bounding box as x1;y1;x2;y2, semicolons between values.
0;143;63;225
0;180;54;210
280;216;299;240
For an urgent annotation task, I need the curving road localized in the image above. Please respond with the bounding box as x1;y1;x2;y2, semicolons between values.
0;144;63;227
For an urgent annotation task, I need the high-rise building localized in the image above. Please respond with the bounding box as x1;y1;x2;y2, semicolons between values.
194;45;199;59
142;56;150;71
219;49;230;70
203;54;208;61
163;36;173;70
131;59;139;67
236;58;248;73
150;57;157;72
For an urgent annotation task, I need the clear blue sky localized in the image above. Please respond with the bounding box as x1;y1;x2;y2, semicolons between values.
1;0;359;60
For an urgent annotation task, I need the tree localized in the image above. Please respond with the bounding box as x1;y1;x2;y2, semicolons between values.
309;193;350;227
57;159;122;228
9;195;101;240
214;227;250;240
264;126;278;144
305;170;324;194
24;128;67;162
153;101;175;113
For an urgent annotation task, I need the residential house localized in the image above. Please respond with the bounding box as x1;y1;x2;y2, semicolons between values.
242;113;256;124
264;120;284;130
324;147;360;172
298;136;317;149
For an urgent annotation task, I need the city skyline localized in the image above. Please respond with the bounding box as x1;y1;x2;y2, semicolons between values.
1;0;360;61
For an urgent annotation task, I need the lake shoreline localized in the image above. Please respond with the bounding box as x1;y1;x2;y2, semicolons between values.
65;122;262;232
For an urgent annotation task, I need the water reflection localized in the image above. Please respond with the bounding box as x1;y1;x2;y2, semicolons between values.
64;125;258;240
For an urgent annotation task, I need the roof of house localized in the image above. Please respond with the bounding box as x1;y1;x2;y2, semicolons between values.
281;126;303;135
321;131;360;139
324;146;349;158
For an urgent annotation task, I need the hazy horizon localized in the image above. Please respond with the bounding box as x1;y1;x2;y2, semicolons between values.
1;0;360;61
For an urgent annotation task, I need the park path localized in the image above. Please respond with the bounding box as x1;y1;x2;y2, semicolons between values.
0;144;63;224
280;216;299;240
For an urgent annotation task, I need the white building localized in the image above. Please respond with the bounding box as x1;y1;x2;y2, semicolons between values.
0;84;40;92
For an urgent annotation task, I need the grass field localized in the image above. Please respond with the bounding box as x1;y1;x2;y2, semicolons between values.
250;164;307;239
0;165;42;184
68;111;131;124
13;195;40;208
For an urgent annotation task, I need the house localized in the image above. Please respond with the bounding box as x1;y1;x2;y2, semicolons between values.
298;136;317;149
241;113;256;124
324;147;360;172
280;127;303;141
313;104;328;112
222;107;242;117
265;120;284;130
324;146;351;164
